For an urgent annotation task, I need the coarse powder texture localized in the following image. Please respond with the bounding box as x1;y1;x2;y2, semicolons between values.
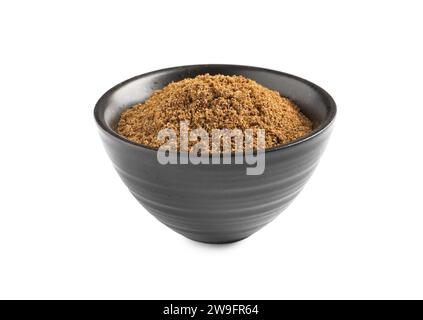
117;74;312;151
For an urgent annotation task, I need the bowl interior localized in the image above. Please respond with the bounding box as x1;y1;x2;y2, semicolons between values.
95;65;336;148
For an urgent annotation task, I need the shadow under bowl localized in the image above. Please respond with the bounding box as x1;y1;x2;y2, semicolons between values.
94;65;336;244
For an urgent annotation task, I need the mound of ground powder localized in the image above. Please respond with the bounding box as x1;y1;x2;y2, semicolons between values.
117;74;312;151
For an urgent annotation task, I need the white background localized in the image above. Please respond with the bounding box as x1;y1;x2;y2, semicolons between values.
0;0;422;299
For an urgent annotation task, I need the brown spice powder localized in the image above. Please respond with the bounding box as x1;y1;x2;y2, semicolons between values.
117;74;312;151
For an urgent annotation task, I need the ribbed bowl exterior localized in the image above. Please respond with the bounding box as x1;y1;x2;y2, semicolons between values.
95;65;336;243
98;126;332;243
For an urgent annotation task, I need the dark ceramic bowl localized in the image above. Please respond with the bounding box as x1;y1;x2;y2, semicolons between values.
94;65;336;243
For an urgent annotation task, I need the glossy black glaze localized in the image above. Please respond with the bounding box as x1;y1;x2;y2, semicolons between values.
94;65;336;243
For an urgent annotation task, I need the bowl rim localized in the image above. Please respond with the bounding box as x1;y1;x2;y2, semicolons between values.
94;64;337;154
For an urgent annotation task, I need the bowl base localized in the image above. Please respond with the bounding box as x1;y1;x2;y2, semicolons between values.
182;234;251;245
